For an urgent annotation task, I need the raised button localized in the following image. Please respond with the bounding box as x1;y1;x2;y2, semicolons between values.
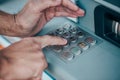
63;24;71;30
56;28;64;35
52;45;63;52
77;32;84;38
78;42;89;50
61;52;74;61
69;36;77;43
70;27;77;34
85;37;96;46
63;32;71;39
71;47;82;55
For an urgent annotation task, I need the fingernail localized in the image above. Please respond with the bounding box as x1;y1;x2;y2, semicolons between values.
78;9;85;14
79;14;85;17
63;39;67;43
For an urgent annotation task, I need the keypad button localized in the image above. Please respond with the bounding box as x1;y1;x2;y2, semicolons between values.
52;46;63;52
71;47;82;55
70;27;77;34
77;32;84;38
56;28;64;35
62;24;72;34
85;37;96;46
61;52;74;61
69;36;77;43
63;24;71;30
78;42;89;50
63;32;71;39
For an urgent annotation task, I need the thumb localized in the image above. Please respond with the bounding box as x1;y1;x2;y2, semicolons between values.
34;35;67;48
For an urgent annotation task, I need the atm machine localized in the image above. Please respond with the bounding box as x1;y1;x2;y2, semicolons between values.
36;0;120;80
0;0;120;80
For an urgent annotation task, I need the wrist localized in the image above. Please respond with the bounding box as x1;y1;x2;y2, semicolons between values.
15;10;37;37
13;14;28;37
15;2;41;37
0;11;26;37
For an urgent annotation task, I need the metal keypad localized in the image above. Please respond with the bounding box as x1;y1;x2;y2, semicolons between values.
47;23;102;63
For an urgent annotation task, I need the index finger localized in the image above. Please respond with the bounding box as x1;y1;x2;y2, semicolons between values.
34;35;67;48
62;0;85;15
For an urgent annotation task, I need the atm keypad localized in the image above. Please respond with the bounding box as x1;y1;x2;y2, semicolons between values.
47;23;101;62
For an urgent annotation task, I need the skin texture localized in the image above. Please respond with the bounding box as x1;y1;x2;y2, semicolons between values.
0;0;85;80
0;0;84;37
16;0;84;37
0;36;67;80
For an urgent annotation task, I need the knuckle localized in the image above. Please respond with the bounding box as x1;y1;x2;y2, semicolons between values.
42;60;48;69
37;52;45;59
29;38;38;44
55;12;61;16
40;53;45;59
48;13;54;19
44;62;48;68
45;10;54;21
41;61;45;67
34;44;40;49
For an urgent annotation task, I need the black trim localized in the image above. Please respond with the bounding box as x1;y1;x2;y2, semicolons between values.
94;5;120;47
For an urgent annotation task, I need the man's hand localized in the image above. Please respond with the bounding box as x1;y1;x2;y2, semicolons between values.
0;35;67;80
16;0;85;37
